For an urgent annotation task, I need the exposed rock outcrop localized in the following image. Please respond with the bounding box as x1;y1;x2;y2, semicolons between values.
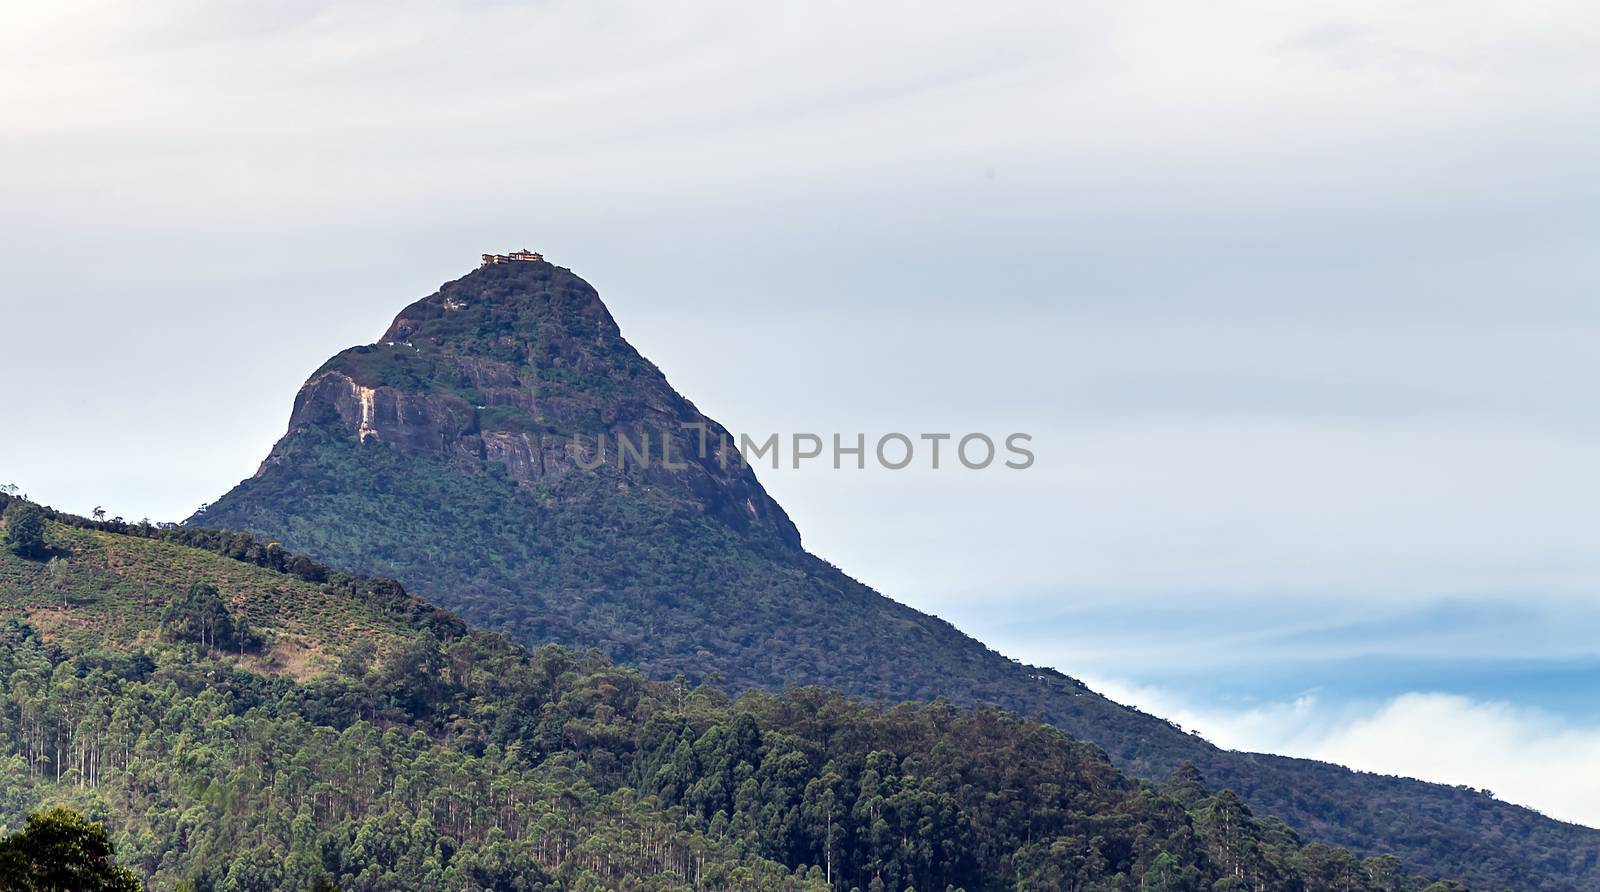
250;260;801;550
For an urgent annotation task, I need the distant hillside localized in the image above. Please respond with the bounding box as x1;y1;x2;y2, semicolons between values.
0;503;458;679
195;259;1600;890
0;496;1445;891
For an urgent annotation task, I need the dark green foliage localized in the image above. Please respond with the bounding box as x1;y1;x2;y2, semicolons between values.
0;516;1450;891
0;614;1446;892
338;640;376;679
0;805;141;892
3;504;48;562
160;582;260;653
194;262;1600;891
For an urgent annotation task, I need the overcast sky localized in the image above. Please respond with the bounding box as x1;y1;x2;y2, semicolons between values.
3;0;1598;826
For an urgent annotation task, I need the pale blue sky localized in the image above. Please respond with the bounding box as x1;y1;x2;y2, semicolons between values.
2;0;1599;825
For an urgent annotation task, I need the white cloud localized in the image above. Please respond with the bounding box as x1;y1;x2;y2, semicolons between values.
4;0;1599;227
1084;676;1600;829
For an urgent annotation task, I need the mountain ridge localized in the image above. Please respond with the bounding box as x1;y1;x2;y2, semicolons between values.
194;258;1600;890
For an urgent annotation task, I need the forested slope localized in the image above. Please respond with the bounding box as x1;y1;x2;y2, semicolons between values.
0;497;1460;891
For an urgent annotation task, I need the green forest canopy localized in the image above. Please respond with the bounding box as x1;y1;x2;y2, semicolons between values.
0;496;1474;891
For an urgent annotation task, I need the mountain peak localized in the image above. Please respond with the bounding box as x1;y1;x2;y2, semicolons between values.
239;260;802;553
194;259;1600;892
380;258;620;352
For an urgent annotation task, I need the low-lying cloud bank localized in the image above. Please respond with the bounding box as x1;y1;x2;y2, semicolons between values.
1086;677;1600;829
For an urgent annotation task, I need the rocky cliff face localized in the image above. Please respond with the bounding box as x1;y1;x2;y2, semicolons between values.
250;260;801;550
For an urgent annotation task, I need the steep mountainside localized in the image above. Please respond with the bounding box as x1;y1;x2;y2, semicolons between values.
0;496;1437;891
196;259;1600;890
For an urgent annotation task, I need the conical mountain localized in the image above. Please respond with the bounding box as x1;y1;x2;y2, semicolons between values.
197;257;1600;891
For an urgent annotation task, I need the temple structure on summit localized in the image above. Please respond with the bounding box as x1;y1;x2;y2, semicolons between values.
481;249;544;266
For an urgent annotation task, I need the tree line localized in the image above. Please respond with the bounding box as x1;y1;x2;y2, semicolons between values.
0;615;1473;892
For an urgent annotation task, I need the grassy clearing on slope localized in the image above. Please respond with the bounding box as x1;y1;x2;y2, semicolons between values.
0;519;422;679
